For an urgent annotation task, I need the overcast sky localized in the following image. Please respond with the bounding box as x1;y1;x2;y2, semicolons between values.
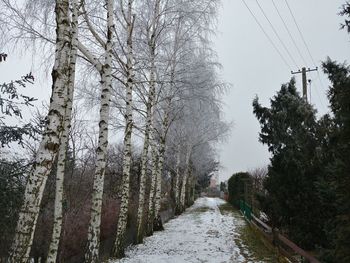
1;0;350;182
214;0;350;181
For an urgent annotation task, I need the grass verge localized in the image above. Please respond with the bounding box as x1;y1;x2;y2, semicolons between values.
219;203;279;262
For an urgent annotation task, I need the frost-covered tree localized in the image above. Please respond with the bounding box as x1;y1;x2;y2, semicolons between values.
134;0;164;244
81;0;116;261
112;0;136;258
47;0;79;261
8;0;75;261
0;0;228;260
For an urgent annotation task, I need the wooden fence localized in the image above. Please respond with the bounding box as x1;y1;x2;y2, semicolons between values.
238;201;321;263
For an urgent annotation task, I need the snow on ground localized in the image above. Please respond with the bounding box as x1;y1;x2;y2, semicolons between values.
110;197;271;263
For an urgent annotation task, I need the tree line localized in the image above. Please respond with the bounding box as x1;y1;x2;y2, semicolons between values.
0;0;228;262
227;4;350;262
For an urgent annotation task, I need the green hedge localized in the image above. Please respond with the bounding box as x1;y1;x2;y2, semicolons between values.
227;172;253;207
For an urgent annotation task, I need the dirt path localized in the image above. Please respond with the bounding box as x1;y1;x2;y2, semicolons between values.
111;197;277;263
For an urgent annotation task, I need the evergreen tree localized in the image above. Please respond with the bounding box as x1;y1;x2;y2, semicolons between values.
0;159;27;258
321;58;350;262
340;2;350;32
253;79;324;249
0;53;37;147
311;114;339;261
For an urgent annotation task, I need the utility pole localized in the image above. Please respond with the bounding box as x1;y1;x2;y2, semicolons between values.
291;67;318;102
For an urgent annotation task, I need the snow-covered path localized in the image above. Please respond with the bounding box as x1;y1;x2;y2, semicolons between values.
111;197;275;263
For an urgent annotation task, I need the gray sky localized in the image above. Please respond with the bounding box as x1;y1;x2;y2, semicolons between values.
1;0;349;182
214;0;350;181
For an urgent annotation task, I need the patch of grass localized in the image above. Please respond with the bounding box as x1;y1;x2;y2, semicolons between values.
237;223;279;262
218;203;240;215
219;203;279;262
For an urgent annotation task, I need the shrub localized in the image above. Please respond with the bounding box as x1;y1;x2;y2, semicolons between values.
227;172;252;207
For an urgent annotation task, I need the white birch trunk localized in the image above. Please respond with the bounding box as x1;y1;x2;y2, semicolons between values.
153;140;164;219
180;145;191;212
85;0;114;262
46;1;79;262
135;69;155;243
151;99;171;230
153;109;169;222
113;0;134;257
146;141;158;235
136;0;160;240
185;169;194;206
8;1;72;262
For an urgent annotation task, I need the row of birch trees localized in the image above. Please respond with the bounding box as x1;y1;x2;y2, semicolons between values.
0;0;228;262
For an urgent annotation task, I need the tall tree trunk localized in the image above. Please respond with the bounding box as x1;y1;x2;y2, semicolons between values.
154;146;164;219
174;145;181;214
135;128;150;243
9;1;72;262
152;139;165;231
112;0;134;258
180;145;191;212
153;107;169;230
135;0;160;243
85;0;114;262
185;168;193;206
190;173;195;204
146;141;158;236
47;1;79;262
136;61;155;244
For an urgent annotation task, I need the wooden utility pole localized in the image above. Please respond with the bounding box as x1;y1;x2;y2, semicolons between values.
291;67;318;102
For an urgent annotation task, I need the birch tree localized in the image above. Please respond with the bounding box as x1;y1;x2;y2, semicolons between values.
135;0;167;243
47;1;79;261
142;0;222;221
168;45;228;212
150;98;171;232
112;0;135;258
0;0;228;260
174;144;182;213
84;0;115;261
178;99;229;210
146;138;159;236
8;0;73;261
179;144;192;211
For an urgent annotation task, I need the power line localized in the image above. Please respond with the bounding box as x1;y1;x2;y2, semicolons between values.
284;0;317;67
255;0;299;69
241;0;292;70
312;76;328;112
281;0;328;112
317;70;328;91
271;0;308;66
316;70;329;110
242;0;327;113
